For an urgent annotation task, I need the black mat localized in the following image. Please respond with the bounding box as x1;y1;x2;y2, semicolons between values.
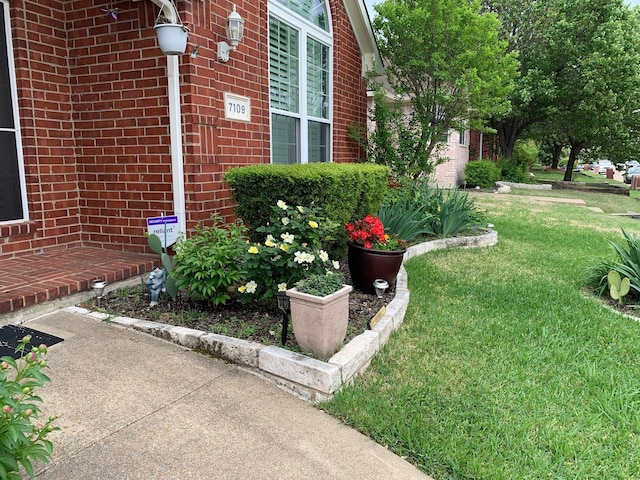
0;325;63;359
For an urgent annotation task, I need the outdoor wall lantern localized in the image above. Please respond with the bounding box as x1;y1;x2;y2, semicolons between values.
217;4;244;62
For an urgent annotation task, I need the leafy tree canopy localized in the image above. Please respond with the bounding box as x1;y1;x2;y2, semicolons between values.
369;0;518;174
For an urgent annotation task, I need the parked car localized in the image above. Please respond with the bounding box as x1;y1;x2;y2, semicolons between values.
624;166;640;184
597;160;614;174
626;160;640;169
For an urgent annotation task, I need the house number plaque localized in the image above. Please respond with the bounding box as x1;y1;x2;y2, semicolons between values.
224;93;251;122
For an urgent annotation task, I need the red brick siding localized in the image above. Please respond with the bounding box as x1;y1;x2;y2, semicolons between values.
2;0;81;259
331;2;367;163
2;0;368;259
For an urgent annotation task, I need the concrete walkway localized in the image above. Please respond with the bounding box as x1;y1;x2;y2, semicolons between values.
29;309;431;479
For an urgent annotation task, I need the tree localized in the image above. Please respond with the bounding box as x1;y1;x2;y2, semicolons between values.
370;0;518;175
482;0;564;159
485;0;640;173
542;0;640;180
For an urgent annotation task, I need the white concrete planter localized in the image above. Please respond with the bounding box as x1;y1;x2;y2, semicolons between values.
154;23;189;55
287;285;353;359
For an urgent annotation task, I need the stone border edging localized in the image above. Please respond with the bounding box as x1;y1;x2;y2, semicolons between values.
64;229;498;403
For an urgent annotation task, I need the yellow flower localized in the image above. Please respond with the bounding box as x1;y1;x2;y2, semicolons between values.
279;244;290;252
248;246;259;254
237;285;246;293
308;221;318;229
265;235;276;247
278;283;287;292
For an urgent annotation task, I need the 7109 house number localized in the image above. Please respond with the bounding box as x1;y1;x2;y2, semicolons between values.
224;93;251;122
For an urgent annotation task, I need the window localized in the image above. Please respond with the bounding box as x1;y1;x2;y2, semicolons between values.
0;1;26;223
269;0;332;164
459;129;466;145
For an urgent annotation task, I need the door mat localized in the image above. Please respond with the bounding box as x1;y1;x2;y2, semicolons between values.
0;325;63;360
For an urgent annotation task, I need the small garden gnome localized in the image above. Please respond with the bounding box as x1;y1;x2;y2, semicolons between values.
145;267;167;306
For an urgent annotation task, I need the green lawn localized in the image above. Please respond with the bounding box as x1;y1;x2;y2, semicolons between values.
531;168;623;184
322;190;640;479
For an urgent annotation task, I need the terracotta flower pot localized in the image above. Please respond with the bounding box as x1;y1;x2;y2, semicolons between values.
347;241;406;294
287;284;352;358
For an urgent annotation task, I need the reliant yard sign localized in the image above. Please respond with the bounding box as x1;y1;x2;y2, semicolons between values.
147;215;180;248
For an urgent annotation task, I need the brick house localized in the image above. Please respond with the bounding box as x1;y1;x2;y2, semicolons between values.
0;0;380;260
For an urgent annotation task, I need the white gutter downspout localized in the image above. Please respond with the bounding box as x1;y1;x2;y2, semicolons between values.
167;55;186;236
149;0;187;236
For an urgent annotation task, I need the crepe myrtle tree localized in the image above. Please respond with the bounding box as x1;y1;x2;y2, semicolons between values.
369;0;518;175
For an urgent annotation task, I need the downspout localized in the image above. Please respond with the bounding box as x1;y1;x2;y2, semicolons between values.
149;0;187;236
167;56;186;236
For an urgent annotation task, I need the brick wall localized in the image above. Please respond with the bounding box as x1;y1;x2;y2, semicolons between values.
1;0;368;259
433;130;469;187
3;0;81;258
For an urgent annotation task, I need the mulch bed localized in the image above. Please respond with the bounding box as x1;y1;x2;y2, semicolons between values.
84;264;393;355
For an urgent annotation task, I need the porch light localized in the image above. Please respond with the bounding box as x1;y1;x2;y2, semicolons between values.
217;5;244;62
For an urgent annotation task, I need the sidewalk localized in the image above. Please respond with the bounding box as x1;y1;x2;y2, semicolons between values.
28;309;431;480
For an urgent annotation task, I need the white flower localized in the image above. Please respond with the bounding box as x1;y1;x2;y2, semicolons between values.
281;217;290;226
245;280;257;294
332;260;340;270
277;200;288;210
278;283;287;292
281;232;294;244
297;205;305;213
319;250;329;262
294;251;315;264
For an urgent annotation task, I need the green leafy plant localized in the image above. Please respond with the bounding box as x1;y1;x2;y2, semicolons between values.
148;233;178;300
608;270;630;305
588;229;640;299
0;336;58;479
295;272;346;297
239;201;340;300
464;160;501;189
172;214;247;306
378;198;434;243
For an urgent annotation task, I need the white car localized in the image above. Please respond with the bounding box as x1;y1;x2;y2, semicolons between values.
597;160;614;174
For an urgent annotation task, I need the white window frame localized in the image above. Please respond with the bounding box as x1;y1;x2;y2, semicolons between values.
268;1;333;164
0;0;28;224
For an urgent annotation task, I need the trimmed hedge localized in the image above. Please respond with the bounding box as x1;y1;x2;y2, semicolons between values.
224;163;390;255
464;160;500;189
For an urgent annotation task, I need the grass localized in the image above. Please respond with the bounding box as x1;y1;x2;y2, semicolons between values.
531;168;622;184
321;190;640;479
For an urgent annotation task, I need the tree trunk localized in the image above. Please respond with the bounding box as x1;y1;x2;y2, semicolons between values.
550;143;563;169
563;140;587;181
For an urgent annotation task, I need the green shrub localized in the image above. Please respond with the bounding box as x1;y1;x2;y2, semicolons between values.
239;201;340;300
0;336;58;479
497;158;532;183
464;160;500;189
224;163;390;257
172;215;247;306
